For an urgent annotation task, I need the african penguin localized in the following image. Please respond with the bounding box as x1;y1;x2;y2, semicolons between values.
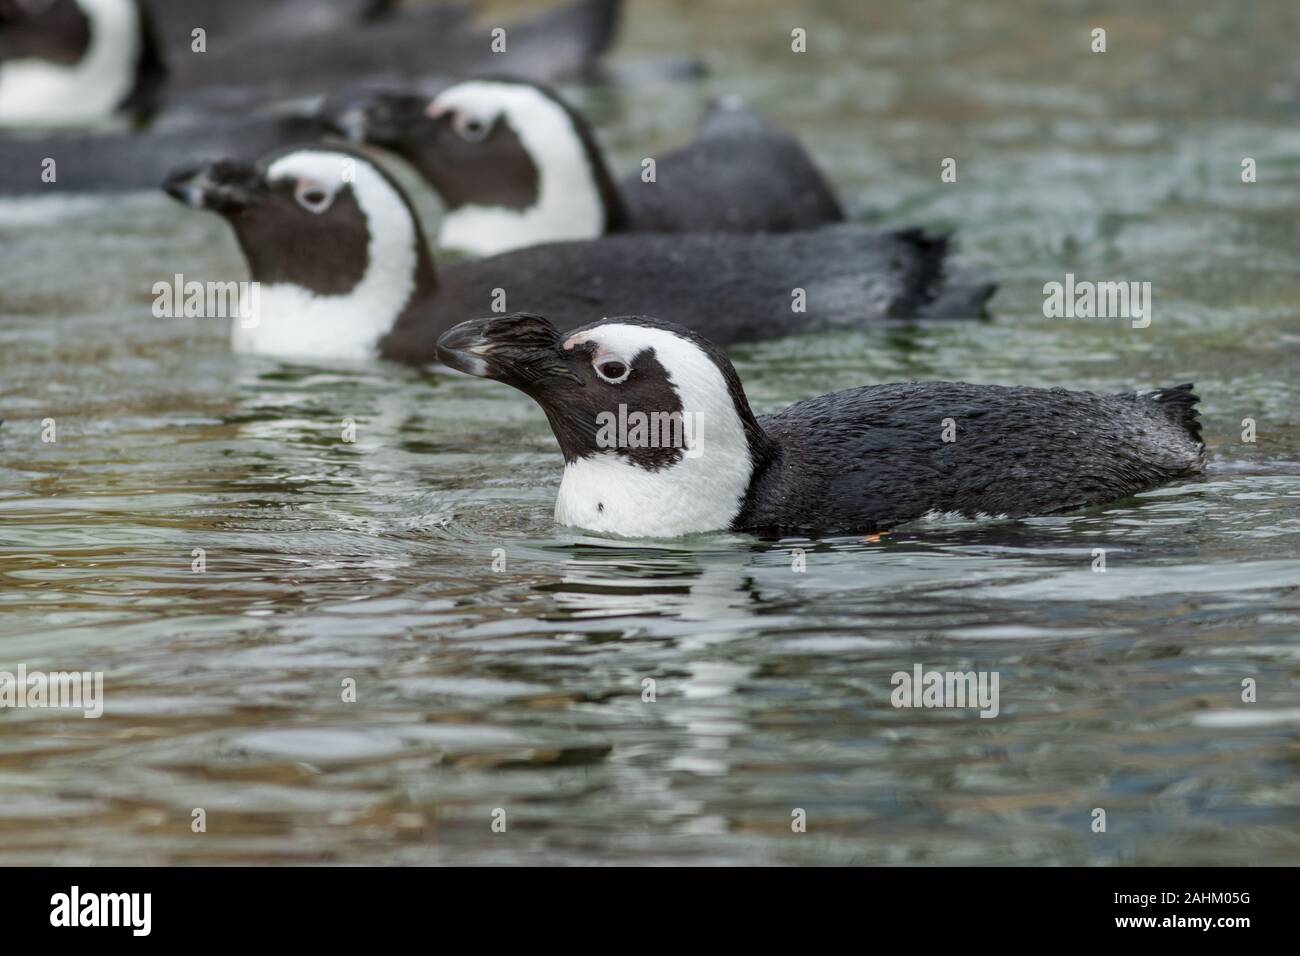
0;0;618;191
320;77;845;255
161;0;622;100
0;0;619;130
162;145;995;364
436;313;1208;538
0;0;163;127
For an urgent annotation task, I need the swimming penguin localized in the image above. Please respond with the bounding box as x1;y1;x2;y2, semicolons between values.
321;77;845;255
435;313;1208;538
161;145;995;363
0;0;619;128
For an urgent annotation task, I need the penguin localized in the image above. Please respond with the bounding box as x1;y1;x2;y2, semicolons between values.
0;0;621;193
0;0;620;128
435;313;1208;538
160;145;995;364
321;77;846;255
0;0;165;127
158;0;621;100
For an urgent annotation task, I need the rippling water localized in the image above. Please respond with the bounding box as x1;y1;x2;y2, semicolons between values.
1;0;1299;865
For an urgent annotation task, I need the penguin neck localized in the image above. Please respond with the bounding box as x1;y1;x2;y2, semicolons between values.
395;230;440;323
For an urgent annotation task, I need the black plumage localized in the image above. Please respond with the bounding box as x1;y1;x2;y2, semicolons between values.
385;226;994;361
736;380;1207;535
618;97;846;233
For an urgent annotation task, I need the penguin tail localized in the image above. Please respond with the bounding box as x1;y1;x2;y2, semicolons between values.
887;229;997;320
1147;383;1205;448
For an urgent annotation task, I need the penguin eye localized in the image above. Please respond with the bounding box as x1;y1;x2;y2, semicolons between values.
452;112;492;142
595;360;630;384
294;181;333;214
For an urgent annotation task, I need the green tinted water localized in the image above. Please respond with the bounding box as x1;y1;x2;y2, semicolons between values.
0;0;1297;864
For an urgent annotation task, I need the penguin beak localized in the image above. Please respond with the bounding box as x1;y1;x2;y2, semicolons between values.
327;107;371;144
437;313;582;388
319;89;433;146
162;160;266;214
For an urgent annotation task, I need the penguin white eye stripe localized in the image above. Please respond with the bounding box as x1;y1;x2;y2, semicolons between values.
268;151;363;214
268;151;354;188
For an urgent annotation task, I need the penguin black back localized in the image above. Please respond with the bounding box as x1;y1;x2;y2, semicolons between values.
619;97;846;234
737;381;1206;536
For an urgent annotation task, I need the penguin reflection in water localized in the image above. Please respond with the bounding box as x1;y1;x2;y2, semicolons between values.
437;314;1207;539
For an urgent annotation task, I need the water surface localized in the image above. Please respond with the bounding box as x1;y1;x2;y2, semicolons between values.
1;0;1298;864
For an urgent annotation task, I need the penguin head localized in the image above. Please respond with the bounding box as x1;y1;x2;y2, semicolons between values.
437;314;768;537
0;0;87;61
320;86;436;151
324;77;622;255
163;146;429;298
0;0;159;127
163;146;434;360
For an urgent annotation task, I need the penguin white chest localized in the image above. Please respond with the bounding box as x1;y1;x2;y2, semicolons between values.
555;454;748;538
